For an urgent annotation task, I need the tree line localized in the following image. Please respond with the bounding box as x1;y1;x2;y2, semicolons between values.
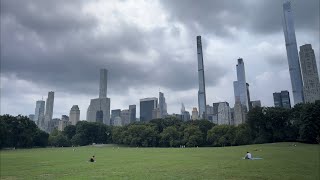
1;101;319;149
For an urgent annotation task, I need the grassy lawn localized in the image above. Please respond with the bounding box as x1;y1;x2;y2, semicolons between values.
1;142;319;180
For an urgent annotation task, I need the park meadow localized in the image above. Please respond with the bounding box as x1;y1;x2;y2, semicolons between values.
1;142;319;180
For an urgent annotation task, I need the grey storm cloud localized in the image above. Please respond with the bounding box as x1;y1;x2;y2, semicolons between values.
160;0;319;36
1;0;319;118
0;0;227;97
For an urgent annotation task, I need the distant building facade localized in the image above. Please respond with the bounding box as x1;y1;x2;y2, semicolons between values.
299;44;320;103
58;115;70;131
44;91;54;131
111;109;121;126
121;109;130;126
69;105;80;125
191;107;198;120
140;97;158;122
181;103;190;121
28;114;35;122
251;100;262;108
273;91;291;109
217;102;231;125
129;105;136;123
158;92;167;118
34;100;45;126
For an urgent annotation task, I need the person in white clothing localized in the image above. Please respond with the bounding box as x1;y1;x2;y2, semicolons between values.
244;152;252;159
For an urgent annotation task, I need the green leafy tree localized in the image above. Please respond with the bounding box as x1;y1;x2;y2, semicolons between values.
298;101;320;143
160;126;181;147
207;125;234;146
63;125;76;140
183;126;203;147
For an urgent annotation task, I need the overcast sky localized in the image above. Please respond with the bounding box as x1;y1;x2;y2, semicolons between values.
1;0;319;120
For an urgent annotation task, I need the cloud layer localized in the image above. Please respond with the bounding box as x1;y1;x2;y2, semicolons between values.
1;0;319;119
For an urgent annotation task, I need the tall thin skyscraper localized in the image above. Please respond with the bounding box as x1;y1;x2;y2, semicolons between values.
34;100;45;126
196;36;207;119
299;44;320;103
233;58;249;110
282;1;304;104
159;92;167;118
233;58;249;125
44;91;54;130
87;68;111;125
99;69;107;98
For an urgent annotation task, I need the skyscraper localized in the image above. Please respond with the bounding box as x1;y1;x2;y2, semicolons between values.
234;58;249;110
159;92;167;118
34;100;45;126
69;105;80;125
99;69;107;98
233;58;249;125
87;69;111;125
282;1;304;104
273;91;291;109
196;36;207;119
140;97;158;122
44;91;54;131
299;44;320;103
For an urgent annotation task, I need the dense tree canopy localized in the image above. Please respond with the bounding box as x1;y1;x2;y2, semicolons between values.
0;115;48;148
1;101;319;149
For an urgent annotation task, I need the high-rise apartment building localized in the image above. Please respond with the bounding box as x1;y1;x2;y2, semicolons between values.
34;100;45;126
69;105;80;125
299;44;320;103
140;97;158;122
273;91;292;109
282;1;304;104
87;69;111;125
196;36;207;119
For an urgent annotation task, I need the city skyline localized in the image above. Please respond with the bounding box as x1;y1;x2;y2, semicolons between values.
1;0;319;119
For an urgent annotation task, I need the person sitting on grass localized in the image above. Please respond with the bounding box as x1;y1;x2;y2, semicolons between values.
244;152;252;159
89;156;95;162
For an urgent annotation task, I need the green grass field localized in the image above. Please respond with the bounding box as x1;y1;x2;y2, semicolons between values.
1;142;319;180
